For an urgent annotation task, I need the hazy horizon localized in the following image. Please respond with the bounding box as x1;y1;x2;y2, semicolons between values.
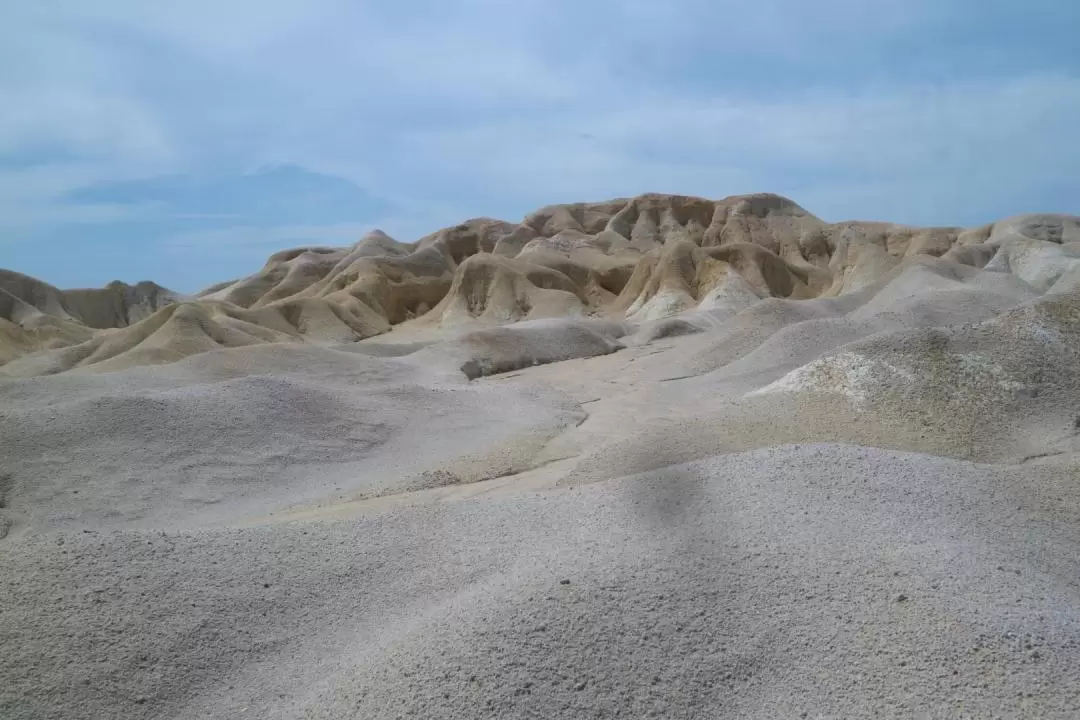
3;0;1079;292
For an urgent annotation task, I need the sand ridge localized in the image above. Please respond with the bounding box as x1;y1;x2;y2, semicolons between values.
8;192;1077;378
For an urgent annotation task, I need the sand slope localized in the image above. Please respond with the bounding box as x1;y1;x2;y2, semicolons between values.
3;195;1080;719
3;445;1079;719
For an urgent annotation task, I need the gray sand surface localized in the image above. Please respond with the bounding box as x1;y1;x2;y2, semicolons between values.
4;447;1080;719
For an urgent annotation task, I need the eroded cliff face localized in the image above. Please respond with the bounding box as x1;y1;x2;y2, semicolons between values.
3;192;1079;376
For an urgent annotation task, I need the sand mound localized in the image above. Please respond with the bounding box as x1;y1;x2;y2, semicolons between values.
0;295;92;364
524;198;632;236
615;240;811;322
200;246;353;307
0;302;301;377
984;227;1080;294
0;270;80;322
554;254;1058;488
988;213;1080;245
623;268;765;345
0;343;583;535
1;270;179;329
201;231;452;326
417;218;535;267
819;222;970;295
754;296;1080;462
515;230;640;302
0;271;180;365
420;253;586;325
703;193;825;260
410;318;630;379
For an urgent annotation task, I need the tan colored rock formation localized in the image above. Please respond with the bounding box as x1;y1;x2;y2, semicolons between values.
4;193;1080;377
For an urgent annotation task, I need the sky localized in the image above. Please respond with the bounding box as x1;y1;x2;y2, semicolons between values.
2;0;1079;293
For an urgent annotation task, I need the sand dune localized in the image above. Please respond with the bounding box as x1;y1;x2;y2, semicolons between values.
3;194;1080;719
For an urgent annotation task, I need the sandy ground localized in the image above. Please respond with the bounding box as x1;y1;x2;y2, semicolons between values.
3;251;1080;718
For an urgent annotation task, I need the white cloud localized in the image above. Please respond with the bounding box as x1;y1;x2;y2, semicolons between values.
160;213;456;254
390;73;1080;222
161;223;378;251
0;0;1078;251
0;6;177;169
0;163;167;238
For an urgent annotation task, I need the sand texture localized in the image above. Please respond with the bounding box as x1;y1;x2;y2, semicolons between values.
2;194;1080;719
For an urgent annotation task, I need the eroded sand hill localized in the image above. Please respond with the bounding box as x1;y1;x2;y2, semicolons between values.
2;194;1080;719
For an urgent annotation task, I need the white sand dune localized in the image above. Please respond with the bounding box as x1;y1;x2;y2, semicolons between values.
2;194;1080;719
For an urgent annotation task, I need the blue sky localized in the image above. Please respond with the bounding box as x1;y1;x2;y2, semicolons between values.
2;0;1079;292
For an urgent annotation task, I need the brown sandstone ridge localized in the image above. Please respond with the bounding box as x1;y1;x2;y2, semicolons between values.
193;192;837;331
3;193;1079;376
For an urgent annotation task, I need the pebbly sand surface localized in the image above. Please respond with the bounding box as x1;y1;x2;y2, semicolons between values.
3;196;1080;718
